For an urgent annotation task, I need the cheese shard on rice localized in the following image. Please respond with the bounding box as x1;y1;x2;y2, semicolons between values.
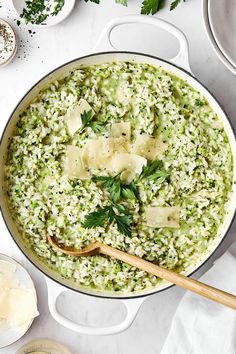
64;145;90;179
146;206;180;228
65;99;94;136
111;122;131;140
112;153;147;175
131;134;167;160
82;137;130;170
120;169;136;184
0;288;39;327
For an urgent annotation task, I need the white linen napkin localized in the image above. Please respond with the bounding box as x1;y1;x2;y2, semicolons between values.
161;242;236;354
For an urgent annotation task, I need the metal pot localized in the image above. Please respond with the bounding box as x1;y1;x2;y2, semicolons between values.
0;16;236;335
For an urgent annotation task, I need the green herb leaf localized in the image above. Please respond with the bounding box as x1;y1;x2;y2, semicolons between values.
84;0;100;3
115;0;128;6
141;0;165;15
81;110;94;126
83;208;108;228
139;160;170;183
93;175;121;202
113;213;132;237
170;0;185;11
81;110;106;133
121;182;138;200
83;204;132;237
89;121;106;133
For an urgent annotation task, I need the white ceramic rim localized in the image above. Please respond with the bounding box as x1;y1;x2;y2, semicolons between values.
202;0;236;75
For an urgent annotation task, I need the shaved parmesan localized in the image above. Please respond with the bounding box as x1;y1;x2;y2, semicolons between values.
65;99;94;136
146;206;180;228
64;145;90;179
111;122;131;140
0;260;39;329
112;153;147;175
82;137;130;170
120;169;136;184
82;138;114;170
0;261;16;288
132;134;167;160
0;288;39;327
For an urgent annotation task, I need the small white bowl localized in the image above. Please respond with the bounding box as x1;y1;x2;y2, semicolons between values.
0;19;17;67
0;254;38;349
12;0;76;27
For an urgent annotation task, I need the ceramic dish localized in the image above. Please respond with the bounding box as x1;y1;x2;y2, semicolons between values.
16;338;72;354
202;0;236;75
208;0;236;69
11;0;76;27
0;254;37;349
0;19;17;67
0;16;235;336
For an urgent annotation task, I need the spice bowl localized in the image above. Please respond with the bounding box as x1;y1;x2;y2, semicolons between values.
11;0;76;27
0;19;17;67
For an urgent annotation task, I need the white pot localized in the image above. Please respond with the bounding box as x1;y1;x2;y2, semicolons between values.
0;15;236;336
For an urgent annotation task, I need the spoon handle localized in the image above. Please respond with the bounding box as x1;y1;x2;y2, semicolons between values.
100;243;236;310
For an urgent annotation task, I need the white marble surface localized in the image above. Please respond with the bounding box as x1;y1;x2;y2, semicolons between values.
0;0;236;353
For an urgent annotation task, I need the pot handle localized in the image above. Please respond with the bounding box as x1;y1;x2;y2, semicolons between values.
94;15;191;73
46;277;146;336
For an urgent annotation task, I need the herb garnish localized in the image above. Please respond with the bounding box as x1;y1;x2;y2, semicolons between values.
81;110;105;133
141;0;165;15
85;0;186;15
170;0;185;11
83;204;132;237
93;175;138;202
20;0;65;25
138;160;170;183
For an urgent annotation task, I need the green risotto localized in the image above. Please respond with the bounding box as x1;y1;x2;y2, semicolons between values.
5;62;233;292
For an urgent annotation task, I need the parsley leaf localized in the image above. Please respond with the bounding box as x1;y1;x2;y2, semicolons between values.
84;0;100;3
93;175;139;202
141;0;165;15
139;160;170;183
113;213;132;237
170;0;185;11
121;182;138;200
93;175;121;203
81;110;93;126
89;121;106;133
116;0;128;5
81;110;105;134
83;204;132;237
83;208;108;228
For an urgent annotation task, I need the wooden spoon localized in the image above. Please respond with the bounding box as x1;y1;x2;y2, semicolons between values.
48;235;236;310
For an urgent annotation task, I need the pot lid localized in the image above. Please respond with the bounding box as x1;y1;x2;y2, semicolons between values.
208;0;236;69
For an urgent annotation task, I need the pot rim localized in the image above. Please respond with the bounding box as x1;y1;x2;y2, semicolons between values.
1;50;236;300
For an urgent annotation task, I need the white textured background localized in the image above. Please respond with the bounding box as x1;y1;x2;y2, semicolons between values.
0;0;236;353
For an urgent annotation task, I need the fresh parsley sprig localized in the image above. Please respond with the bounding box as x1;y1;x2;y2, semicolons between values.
138;160;170;183
83;204;132;237
84;0;186;14
93;175;138;203
81;110;105;134
141;0;164;15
